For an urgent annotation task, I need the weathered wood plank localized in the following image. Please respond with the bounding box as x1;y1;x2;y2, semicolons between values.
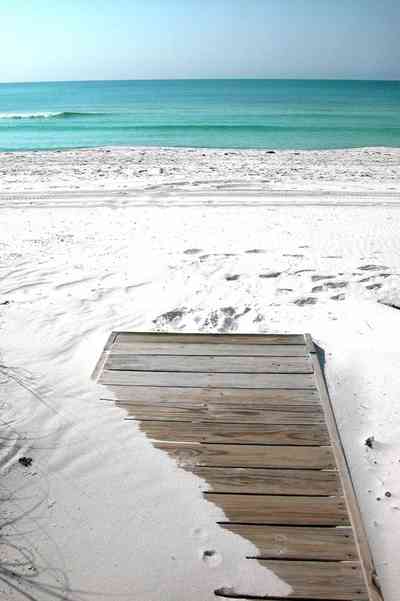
122;404;324;424
123;405;203;422
194;466;341;496
221;524;357;560
207;493;349;526
216;560;366;599
154;442;335;469
91;332;117;381
102;385;320;405
135;421;330;445
100;370;315;389
115;332;306;345
116;397;323;415
105;354;313;374
111;341;308;356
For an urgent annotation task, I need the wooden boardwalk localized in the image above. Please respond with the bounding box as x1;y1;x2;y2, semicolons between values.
94;332;383;601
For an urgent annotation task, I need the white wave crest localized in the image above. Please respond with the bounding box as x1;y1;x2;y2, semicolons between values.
0;111;63;120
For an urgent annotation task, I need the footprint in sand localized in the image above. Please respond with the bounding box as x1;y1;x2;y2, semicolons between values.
258;271;282;279
191;527;208;542
358;273;391;283
358;264;389;271
184;248;202;255
325;281;348;289
200;549;223;568
225;274;240;281
154;308;186;325
366;283;382;290
202;306;251;332
198;253;234;262
311;275;335;282
293;297;318;306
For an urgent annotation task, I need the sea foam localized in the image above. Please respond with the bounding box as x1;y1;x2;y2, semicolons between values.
0;111;101;120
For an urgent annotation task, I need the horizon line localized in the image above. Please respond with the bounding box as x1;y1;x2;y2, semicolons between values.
1;76;399;85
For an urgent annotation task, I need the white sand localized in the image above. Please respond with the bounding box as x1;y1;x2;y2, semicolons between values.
1;146;400;194
0;147;399;600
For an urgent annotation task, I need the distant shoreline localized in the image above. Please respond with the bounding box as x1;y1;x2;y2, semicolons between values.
1;143;400;155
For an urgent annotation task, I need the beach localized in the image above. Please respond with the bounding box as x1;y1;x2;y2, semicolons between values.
1;146;400;194
1;146;400;600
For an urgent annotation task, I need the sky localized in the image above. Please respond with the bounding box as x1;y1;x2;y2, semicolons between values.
0;0;399;83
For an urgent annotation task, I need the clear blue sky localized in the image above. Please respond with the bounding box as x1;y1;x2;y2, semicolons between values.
1;0;399;83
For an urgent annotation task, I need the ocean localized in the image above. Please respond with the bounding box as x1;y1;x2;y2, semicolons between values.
0;79;399;152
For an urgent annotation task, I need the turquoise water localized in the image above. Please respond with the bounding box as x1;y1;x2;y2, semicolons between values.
0;79;399;151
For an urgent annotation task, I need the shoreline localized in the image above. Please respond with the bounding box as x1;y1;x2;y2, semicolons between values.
2;143;400;153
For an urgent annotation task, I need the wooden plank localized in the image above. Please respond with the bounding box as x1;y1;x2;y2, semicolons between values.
194;466;341;496
216;560;366;599
116;397;323;416
304;331;317;354
135;421;330;445
123;405;204;422
111;341;308;356
91;331;117;381
154;442;335;469
114;332;306;345
206;493;349;526
221;524;357;560
105;354;313;374
122;404;324;424
102;385;320;405
100;370;315;389
310;350;384;601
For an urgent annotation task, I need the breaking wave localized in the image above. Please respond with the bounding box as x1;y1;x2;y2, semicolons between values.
0;111;105;120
